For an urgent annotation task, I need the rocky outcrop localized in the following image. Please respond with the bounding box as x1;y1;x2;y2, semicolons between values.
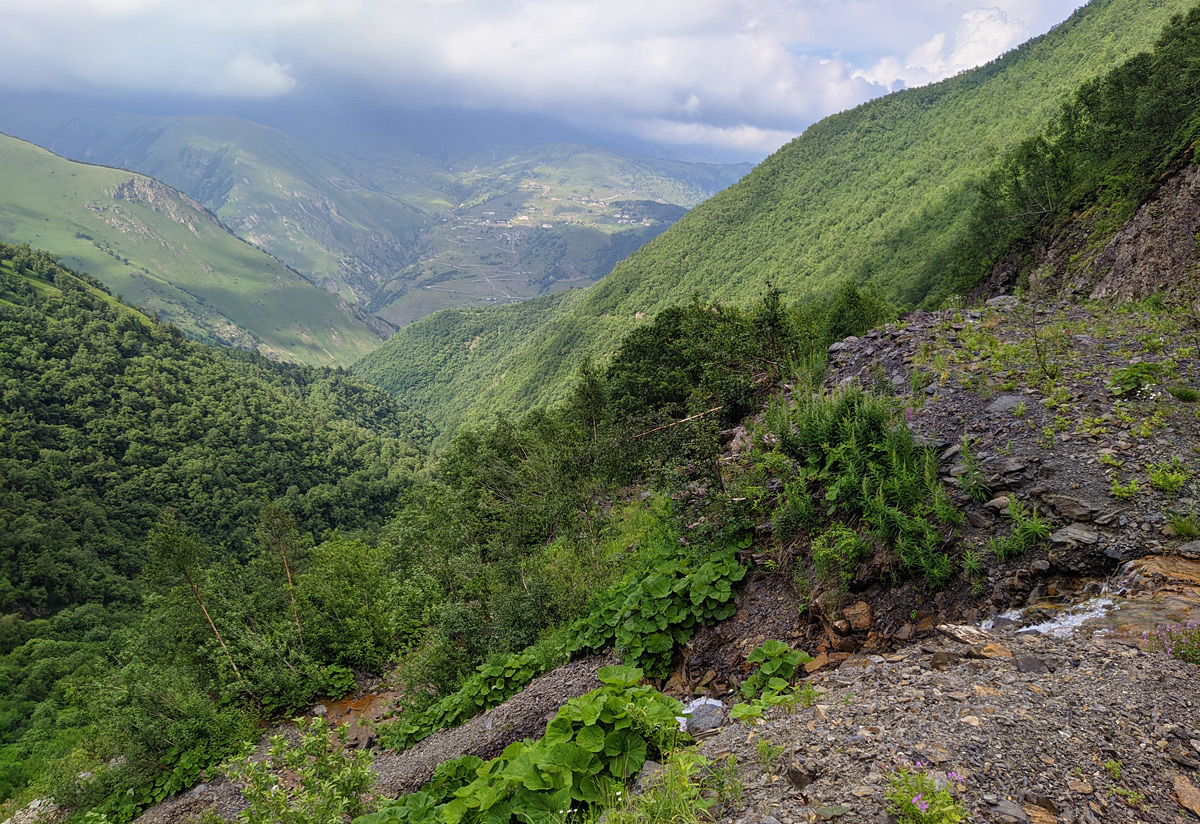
983;159;1200;310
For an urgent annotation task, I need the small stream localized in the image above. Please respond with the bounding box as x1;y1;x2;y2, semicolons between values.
983;554;1200;645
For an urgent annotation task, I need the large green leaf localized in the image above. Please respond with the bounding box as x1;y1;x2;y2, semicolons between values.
596;665;643;688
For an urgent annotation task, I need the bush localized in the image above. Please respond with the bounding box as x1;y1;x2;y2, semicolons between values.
885;767;968;824
225;717;375;824
811;526;869;592
362;666;688;824
1145;621;1200;664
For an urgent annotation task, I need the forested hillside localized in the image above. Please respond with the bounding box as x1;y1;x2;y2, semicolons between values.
0;243;431;808
942;5;1200;300
357;0;1197;435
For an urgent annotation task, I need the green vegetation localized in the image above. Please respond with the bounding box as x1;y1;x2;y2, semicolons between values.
0;136;384;367
0;102;746;327
1147;457;1190;494
1110;476;1141;501
764;389;963;589
738;640;812;701
360;666;689;824
942;6;1200;298
1107;362;1164;398
224;718;376;824
988;500;1053;562
568;534;748;678
1146;621;1200;664
357;0;1192;432
0;244;430;812
885;766;968;824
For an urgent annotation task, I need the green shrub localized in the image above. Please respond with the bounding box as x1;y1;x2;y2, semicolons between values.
1168;384;1200;402
226;717;375;824
1107;362;1162;397
1110;477;1140;501
1145;621;1200;664
568;535;749;678
1168;510;1200;539
989;500;1051;561
1148;457;1190;494
360;666;687;824
811;525;869;592
739;640;812;701
765;389;959;589
885;766;968;823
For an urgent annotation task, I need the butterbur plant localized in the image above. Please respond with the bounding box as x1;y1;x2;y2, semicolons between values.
885;766;968;824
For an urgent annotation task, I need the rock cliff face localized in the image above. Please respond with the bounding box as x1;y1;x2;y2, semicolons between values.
982;158;1200;311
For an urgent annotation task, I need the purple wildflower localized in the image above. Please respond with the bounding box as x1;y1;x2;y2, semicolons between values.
913;793;930;813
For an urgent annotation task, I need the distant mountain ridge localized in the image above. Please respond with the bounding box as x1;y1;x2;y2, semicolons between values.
355;0;1199;435
0;133;385;366
0;95;749;328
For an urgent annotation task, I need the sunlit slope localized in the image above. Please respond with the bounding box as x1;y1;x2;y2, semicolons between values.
585;0;1197;314
357;0;1196;434
18;111;430;304
0;134;384;367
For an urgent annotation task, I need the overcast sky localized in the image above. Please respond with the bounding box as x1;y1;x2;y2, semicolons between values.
2;0;1084;160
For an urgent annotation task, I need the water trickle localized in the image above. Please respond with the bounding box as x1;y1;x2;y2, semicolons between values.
677;696;726;732
983;554;1200;644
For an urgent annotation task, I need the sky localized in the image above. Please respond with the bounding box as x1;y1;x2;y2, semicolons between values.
1;0;1085;160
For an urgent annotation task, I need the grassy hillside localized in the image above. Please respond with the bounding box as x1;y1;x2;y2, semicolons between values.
14;111;430;304
0;99;748;327
0;134;385;366
357;0;1197;435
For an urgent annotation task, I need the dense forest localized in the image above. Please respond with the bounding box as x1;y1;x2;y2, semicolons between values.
0;243;431;810
935;4;1200;297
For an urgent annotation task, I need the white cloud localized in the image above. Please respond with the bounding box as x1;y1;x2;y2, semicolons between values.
0;0;1084;157
854;7;1032;89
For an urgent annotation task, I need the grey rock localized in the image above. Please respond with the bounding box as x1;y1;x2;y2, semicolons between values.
998;458;1029;475
685;701;728;736
987;394;1027;414
311;703;328;716
989;798;1030;823
633;761;664;794
1015;655;1051;674
787;759;820;790
930;651;960;670
1050;525;1100;546
1042;494;1098;521
1179;540;1200;559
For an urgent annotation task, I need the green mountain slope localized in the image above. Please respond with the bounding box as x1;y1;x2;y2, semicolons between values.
0;100;748;327
12;110;430;304
356;0;1197;435
0;134;385;367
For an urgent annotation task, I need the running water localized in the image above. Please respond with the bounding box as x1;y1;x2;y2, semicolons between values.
982;554;1200;644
